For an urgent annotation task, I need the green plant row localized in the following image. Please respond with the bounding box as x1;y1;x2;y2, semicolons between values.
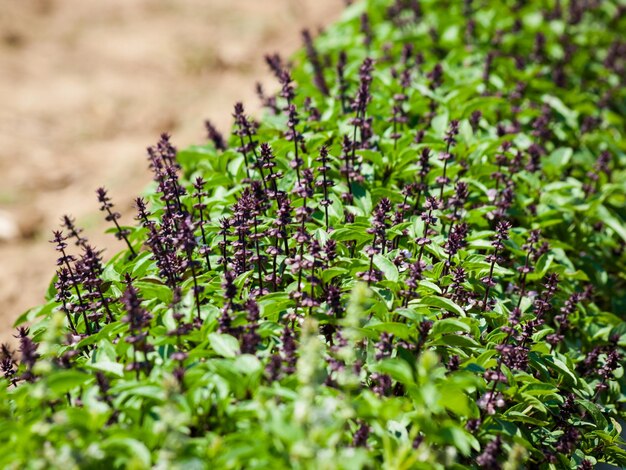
1;0;625;468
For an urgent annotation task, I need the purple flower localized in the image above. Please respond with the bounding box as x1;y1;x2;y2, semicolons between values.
476;436;502;469
61;215;88;248
14;327;38;382
352;422;370;447
120;275;154;376
478;391;505;415
1;343;17;386
302;29;329;96
96;187;136;258
204;119;226;150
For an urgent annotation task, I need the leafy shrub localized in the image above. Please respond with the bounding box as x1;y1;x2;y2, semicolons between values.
2;0;626;468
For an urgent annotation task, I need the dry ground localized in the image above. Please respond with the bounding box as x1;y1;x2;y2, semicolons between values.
0;0;342;343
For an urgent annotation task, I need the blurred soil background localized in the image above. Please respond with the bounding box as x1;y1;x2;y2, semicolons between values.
0;0;342;343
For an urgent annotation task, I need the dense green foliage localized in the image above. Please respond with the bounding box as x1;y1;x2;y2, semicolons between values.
2;0;626;468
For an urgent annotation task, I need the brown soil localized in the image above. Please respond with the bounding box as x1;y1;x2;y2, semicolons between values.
0;0;342;343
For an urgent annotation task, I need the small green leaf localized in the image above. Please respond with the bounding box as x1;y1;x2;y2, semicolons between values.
415;296;466;317
46;370;90;395
208;333;240;358
373;254;399;282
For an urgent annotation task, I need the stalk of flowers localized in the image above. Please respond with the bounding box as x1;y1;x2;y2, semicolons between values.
258;143;283;204
156;212;187;289
518;273;559;349
531;104;552;156
96;187;137;258
54;268;77;333
269;196;293;289
302;240;322;315
491;141;513;191
286;201;314;318
481;220;511;312
240;299;261;354
176;215;203;321
351;421;370;448
514;229;541;310
166;286;193;349
469;110;482;133
339;135;356;201
447;266;470;305
315;146;334;231
135;198;178;289
335;51;348;114
425;63;443;124
412;147;432;213
61;215;88;249
281;325;298;376
217;217;232;274
441;222;469;281
255;82;279;114
264;52;285;82
302;29;329;96
482;51;496;96
397;182;417;228
51;230;91;334
303;96;321;123
76;244;114;324
231;189;257;277
389;49;412;150
414;196;439;268
147;146;174;220
0;343;18;387
350;57;375;155
368;198;392;253
153;134;187;220
360;13;372;49
593;348;621;400
440;178;469;239
583;150;612;195
204;119;226;151
286;103;305;183
248;190;268;297
387;0;421;27
488;179;516;221
546;291;583;352
437;119;459;201
218;269;239;335
358;199;391;286
401;260;424;308
14;327;39;383
120;274;154;378
508;82;526;131
233;102;260;181
475;435;502;469
192;177;212;271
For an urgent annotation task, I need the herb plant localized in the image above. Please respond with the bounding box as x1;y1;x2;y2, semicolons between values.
2;0;626;468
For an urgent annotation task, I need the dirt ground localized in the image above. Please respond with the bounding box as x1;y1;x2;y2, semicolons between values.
0;0;342;343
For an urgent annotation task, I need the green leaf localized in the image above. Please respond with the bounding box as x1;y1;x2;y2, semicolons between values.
101;438;152;468
88;360;125;378
45;370;90;395
414;296;466;317
366;322;412;340
373;254;399;282
597;205;626;243
370;358;414;386
208;333;240;358
430;318;471;337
